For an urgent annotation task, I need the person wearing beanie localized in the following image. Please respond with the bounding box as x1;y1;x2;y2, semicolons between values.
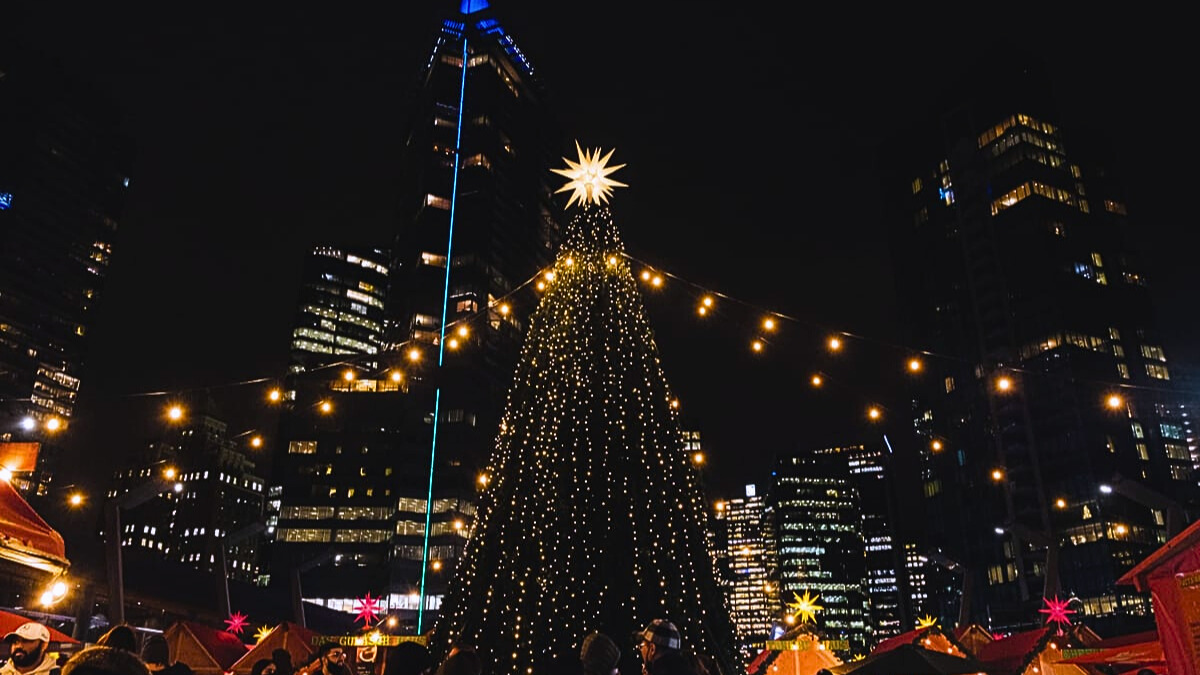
60;646;150;675
579;633;619;675
632;620;692;675
1;622;59;675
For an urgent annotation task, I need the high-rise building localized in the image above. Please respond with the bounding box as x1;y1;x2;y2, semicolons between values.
843;443;904;642
268;0;561;629
721;483;780;661
773;449;869;656
885;50;1199;636
0;46;133;496
108;409;266;584
287;246;391;373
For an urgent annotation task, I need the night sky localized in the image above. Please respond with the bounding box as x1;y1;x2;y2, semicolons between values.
7;4;1197;499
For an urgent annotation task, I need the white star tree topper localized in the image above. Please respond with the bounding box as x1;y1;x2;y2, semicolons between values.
551;141;628;208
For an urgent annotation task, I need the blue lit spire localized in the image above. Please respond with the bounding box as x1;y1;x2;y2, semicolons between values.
460;0;490;14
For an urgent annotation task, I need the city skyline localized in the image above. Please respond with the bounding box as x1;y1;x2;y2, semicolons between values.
6;4;1197;501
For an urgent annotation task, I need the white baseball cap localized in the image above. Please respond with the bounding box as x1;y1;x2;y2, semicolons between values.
3;622;51;643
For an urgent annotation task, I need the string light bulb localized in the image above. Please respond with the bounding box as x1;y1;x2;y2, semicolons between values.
499;303;511;315
267;389;282;402
390;370;403;382
931;439;943;452
1106;394;1123;409
811;374;822;387
68;493;84;507
828;336;842;351
319;401;333;414
1055;498;1067;509
167;405;184;421
763;317;776;331
457;325;469;338
991;468;1005;482
751;340;764;352
250;436;263;448
448;338;460;350
651;275;663;287
867;407;881;421
408;348;422;362
343;369;356;381
996;376;1013;392
908;358;922;372
692;452;704;465
44;417;63;432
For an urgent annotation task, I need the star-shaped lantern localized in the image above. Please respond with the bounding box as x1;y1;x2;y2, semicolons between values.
354;592;382;626
916;615;939;629
1038;595;1076;633
550;141;628;208
254;625;273;643
786;590;824;625
224;612;249;635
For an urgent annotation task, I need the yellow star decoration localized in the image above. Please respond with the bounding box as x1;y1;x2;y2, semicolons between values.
916;615;939;629
254;625;273;643
551;141;628;208
787;590;824;625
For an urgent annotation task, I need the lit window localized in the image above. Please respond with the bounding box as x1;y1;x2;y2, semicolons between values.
1145;364;1170;380
288;440;317;455
425;194;451;210
911;178;923;194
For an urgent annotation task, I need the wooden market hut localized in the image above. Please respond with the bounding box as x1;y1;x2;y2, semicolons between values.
165;620;249;675
230;622;320;675
747;628;843;675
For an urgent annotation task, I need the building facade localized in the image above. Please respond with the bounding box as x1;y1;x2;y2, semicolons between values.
773;449;869;656
268;0;562;629
720;484;779;660
108;411;266;584
885;51;1199;636
0;46;132;496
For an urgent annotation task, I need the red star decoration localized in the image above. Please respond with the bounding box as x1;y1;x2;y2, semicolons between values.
354;593;382;626
224;611;249;635
1038;596;1076;626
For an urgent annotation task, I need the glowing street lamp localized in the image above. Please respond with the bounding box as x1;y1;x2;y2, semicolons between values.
267;389;282;402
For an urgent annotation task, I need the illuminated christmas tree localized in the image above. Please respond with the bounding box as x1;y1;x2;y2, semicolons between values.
432;144;739;675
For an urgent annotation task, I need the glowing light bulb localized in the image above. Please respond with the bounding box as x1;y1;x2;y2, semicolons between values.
536;281;546;291
697;306;707;316
173;482;184;493
390;371;403;382
714;501;725;512
68;493;84;507
250;436;263;448
454;519;464;530
342;369;355;381
564;257;573;266
692;452;704;465
991;468;1005;482
167;405;184;421
763;318;775;331
608;256;618;265
387;617;397;628
19;417;36;431
908;358;922;372
670;399;680;409
45;417;62;432
1106;394;1123;409
996;376;1013;392
751;340;764;352
164;467;177;480
457;325;469;338
448;338;460;349
1115;524;1128;535
641;270;651;281
432;560;443;571
702;296;714;307
811;375;822;387
1055;498;1067;509
408;348;421;362
477;473;489;486
544;270;555;282
40;591;54;607
931;440;943;451
499;303;510;315
0;468;11;483
868;407;881;421
320;401;333;414
651;275;663;287
828;336;841;351
268;389;282;402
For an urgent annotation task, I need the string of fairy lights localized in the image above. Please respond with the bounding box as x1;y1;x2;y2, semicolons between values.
16;244;1183;466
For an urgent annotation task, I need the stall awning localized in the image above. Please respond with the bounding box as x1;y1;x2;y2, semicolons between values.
0;479;68;575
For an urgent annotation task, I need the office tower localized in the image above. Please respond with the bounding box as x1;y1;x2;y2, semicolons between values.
722;484;780;660
287;246;391;373
885;51;1199;636
0;46;133;496
269;0;561;628
108;408;266;584
773;449;869;656
843;443;904;642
